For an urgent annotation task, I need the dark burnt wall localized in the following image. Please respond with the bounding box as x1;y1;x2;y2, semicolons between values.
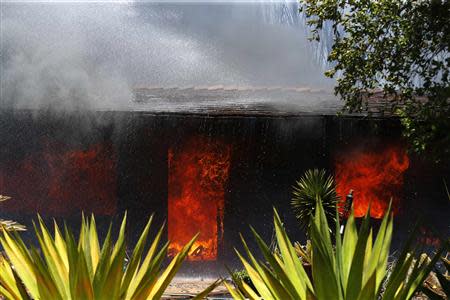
0;111;448;272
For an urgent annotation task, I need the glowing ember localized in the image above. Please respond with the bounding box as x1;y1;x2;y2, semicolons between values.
335;144;409;218
418;227;442;247
168;136;231;261
0;142;117;216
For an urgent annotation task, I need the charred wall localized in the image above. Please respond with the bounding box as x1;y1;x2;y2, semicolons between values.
0;111;448;272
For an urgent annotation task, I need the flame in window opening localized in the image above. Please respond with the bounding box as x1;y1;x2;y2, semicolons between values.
335;144;409;218
0;142;117;216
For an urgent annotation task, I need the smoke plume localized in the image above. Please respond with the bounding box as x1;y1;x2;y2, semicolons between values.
0;2;332;110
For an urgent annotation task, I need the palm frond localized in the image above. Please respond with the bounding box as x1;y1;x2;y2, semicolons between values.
291;169;338;231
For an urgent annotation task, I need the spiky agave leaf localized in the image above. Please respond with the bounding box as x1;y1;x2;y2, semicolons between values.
0;214;213;300
291;169;338;232
0;254;31;300
225;209;314;300
227;200;443;300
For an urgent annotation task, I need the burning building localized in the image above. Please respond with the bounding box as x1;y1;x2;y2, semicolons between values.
0;87;448;274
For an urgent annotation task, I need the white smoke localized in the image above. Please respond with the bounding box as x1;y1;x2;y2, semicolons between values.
0;2;332;111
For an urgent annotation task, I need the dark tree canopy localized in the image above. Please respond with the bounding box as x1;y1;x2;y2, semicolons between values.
301;0;450;162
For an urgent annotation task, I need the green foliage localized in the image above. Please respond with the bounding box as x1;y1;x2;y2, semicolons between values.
301;0;450;162
230;268;258;297
291;169;338;232
0;214;218;300
232;269;252;285
226;201;444;300
293;240;312;265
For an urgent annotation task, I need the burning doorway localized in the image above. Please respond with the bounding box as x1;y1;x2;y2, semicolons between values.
168;136;231;261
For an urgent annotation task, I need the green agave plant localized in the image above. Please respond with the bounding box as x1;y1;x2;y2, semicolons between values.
225;200;444;300
0;214;219;300
291;169;338;232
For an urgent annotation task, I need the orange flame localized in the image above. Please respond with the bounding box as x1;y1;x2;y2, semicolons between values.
168;136;231;261
0;142;117;216
335;144;409;218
